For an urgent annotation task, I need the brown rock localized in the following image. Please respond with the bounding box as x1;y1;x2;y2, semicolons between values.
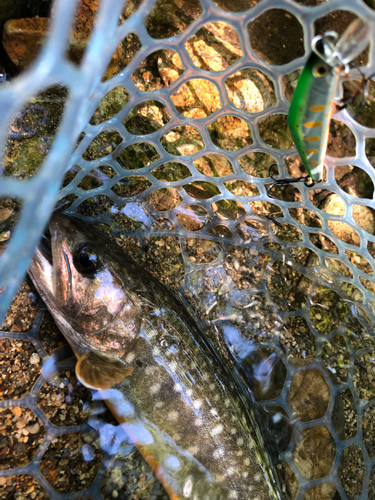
0;208;13;224
11;322;22;332
171;78;222;119
25;422;40;434
2;0;123;79
304;483;339;500
0;476;12;486
2;17;49;68
293;425;336;480
319;194;375;246
0;0;47;31
16;414;28;429
185;21;242;71
288;368;330;422
158;50;184;87
11;406;22;417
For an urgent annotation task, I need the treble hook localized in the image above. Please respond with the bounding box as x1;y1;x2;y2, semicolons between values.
336;62;375;111
264;214;282;227
266;164;320;200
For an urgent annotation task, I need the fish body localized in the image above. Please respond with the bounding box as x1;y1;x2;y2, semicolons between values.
29;214;284;500
288;18;370;181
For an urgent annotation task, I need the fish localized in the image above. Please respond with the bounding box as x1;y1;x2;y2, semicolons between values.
28;213;284;500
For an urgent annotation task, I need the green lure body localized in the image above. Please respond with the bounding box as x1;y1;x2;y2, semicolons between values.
288;18;371;183
288;51;339;182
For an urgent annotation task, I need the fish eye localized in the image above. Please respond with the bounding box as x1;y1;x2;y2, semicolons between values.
313;63;329;77
74;245;101;274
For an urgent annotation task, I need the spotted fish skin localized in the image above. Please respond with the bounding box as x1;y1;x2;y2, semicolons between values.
29;214;284;500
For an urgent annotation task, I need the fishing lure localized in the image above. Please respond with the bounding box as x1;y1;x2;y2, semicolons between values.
284;18;371;186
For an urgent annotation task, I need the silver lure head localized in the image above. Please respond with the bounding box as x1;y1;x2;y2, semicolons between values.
311;18;370;71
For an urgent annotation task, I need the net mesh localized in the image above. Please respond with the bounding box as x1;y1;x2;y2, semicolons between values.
1;0;375;498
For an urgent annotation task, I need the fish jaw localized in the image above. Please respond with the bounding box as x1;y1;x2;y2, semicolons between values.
28;246;54;306
28;213;83;313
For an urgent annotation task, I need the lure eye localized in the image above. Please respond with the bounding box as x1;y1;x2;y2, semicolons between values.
313;63;329;77
74;245;101;274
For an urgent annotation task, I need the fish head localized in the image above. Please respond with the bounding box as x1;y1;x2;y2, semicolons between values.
29;213;142;355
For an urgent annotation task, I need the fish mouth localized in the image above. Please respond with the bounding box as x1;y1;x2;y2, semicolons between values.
38;212;72;268
31;213;81;305
39;227;53;266
28;222;55;305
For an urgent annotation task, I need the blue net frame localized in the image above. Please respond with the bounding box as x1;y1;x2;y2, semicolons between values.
1;0;375;498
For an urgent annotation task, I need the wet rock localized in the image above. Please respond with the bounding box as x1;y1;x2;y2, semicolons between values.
277;461;299;500
171;79;222;119
2;1;124;79
303;483;339;500
327;120;356;158
186;21;242;71
157;49;184;88
319;193;375;246
338;166;374;200
293;425;336;480
247;9;304;66
2;17;49;68
288;369;330;422
0;0;47;31
29;353;40;365
145;0;202;39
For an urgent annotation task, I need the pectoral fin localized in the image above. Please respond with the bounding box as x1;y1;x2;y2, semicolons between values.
76;351;133;390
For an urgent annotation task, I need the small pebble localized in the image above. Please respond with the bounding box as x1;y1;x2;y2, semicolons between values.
25;422;40;434
29;353;40;365
12;406;22;417
0;230;10;242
